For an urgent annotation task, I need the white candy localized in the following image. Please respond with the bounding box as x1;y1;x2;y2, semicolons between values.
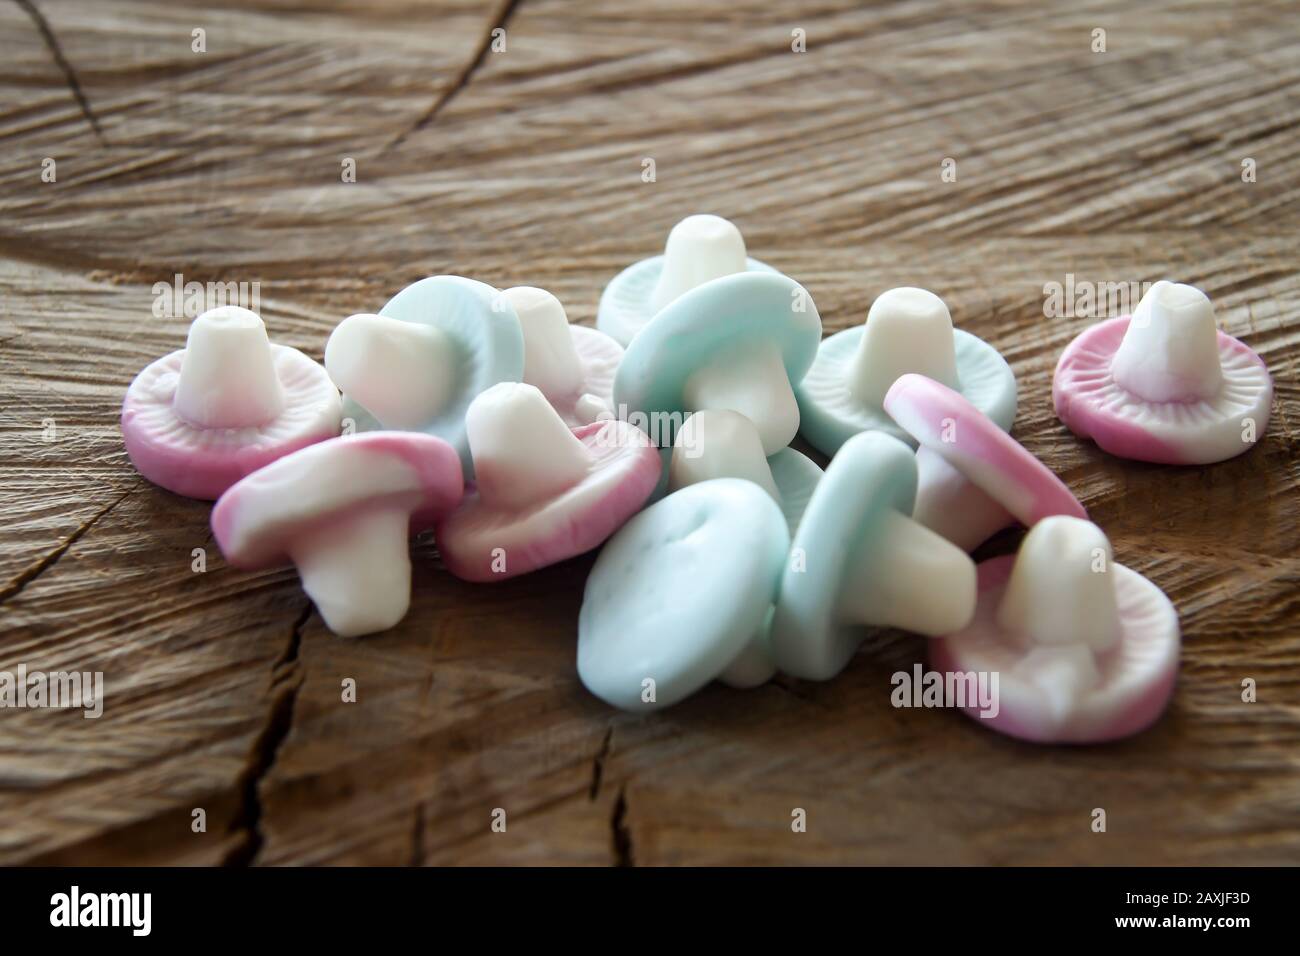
682;342;801;455
837;508;977;636
996;516;1122;653
650;214;748;314
1111;280;1224;403
670;409;781;500
506;287;585;401
325;313;455;429
850;287;960;410
465;382;594;510
174;306;286;428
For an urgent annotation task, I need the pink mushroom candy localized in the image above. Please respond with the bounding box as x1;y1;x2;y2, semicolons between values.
122;306;342;499
212;432;464;637
884;373;1086;551
1053;281;1272;464
435;382;662;582
503;286;623;427
929;516;1180;744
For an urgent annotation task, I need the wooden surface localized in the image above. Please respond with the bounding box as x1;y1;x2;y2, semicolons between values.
1;0;1298;866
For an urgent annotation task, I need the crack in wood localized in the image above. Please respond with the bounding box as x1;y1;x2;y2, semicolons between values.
222;600;311;867
13;0;107;145
610;784;633;867
0;487;135;604
409;803;425;867
383;0;524;153
588;724;614;800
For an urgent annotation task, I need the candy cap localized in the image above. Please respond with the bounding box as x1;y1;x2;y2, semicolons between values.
1054;282;1272;465
435;383;661;582
769;431;976;680
122;307;341;500
796;286;1016;456
597;214;777;346
884;373;1085;550
324;275;525;477
614;271;821;455
578;479;789;711
212;432;463;637
930;517;1180;744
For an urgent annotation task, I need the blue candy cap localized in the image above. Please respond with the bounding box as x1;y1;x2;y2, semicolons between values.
345;276;524;477
613;271;821;449
578;478;790;711
797;325;1016;456
769;432;917;680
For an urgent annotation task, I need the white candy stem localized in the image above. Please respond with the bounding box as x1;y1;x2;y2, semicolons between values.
1111;280;1223;403
466;383;591;509
649;214;748;313
174;307;286;428
1018;644;1102;722
505;286;584;399
574;393;613;424
718;632;777;688
291;508;412;638
682;343;799;455
668;410;780;500
912;446;1013;551
668;410;780;690
995;516;1121;652
324;313;455;429
850;287;960;410
837;508;976;635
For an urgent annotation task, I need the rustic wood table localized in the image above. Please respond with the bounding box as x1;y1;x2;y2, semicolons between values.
1;0;1297;866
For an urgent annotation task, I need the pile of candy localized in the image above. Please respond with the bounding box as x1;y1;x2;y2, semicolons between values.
121;215;1273;744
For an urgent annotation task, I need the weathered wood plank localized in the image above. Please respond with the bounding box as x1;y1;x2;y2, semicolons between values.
1;0;1297;865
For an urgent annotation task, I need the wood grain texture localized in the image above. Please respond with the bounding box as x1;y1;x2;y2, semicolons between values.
1;0;1297;865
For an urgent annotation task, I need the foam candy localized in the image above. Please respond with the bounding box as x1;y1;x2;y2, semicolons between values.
883;374;1086;551
211;433;464;637
121;306;342;499
613;271;822;455
578;479;790;711
502;286;623;426
434;383;661;582
596;214;778;345
1053;281;1272;464
769;431;977;681
796;286;1017;457
324;275;525;477
929;516;1180;743
667;410;824;688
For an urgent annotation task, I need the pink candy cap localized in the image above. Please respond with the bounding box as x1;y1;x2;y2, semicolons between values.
884;373;1085;530
212;431;462;638
435;384;662;582
121;308;341;500
929;518;1180;745
212;432;463;570
1053;289;1272;465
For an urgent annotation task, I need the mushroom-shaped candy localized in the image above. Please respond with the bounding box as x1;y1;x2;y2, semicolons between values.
121;306;342;500
929;516;1180;744
796;287;1016;456
613;271;821;455
597;214;778;345
211;433;464;638
667;410;824;687
434;383;661;582
883;374;1086;551
502;286;623;426
324;275;525;476
578;479;791;711
769;431;978;681
1053;281;1272;464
